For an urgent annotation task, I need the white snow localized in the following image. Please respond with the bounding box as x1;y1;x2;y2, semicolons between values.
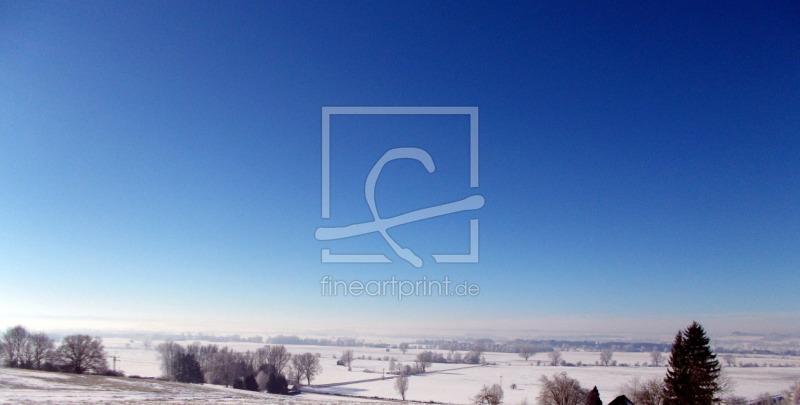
5;338;794;404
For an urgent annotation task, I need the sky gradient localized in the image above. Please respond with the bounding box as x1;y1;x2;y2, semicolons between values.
1;1;798;340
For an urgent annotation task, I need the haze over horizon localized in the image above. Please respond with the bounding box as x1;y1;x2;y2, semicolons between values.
1;2;798;339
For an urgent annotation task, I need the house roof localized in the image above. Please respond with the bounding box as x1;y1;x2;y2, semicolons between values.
608;395;634;405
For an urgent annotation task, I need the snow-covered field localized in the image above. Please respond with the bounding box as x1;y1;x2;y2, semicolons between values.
0;367;397;404
3;337;795;404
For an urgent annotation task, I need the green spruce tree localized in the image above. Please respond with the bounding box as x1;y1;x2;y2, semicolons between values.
172;353;204;383
664;321;721;405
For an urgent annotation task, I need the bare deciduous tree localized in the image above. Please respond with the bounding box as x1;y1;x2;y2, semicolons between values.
717;371;736;399
620;377;665;405
238;350;256;375
415;351;433;373
253;346;269;369
341;349;354;371
267;345;291;374
192;343;218;373
292;352;322;385
548;351;562;366
394;374;409;400
156;341;186;380
600;349;614;367
205;347;244;387
519;345;536;361
285;362;301;386
473;383;504;405
399;343;409;354
782;379;800;404
722;395;748;405
28;333;55;370
56;335;108;374
722;354;736;367
2;325;29;368
755;393;777;404
537;372;586;405
650;350;664;367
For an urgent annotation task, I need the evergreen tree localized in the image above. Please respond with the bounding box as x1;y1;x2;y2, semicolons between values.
244;374;259;391
265;366;289;394
172;353;204;383
586;386;603;405
664;322;721;405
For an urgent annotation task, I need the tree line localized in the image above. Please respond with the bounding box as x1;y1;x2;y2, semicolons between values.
0;325;111;375
155;341;321;394
412;338;674;356
528;322;725;405
491;322;799;405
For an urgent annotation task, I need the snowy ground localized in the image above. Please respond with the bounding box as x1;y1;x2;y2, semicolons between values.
25;337;797;404
0;367;401;405
314;361;800;404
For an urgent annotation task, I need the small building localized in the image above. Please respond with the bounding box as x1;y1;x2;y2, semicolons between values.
608;395;634;405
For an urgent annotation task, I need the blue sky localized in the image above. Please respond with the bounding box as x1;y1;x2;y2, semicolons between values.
1;1;798;339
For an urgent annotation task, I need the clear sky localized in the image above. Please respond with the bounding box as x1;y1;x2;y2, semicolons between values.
1;1;798;340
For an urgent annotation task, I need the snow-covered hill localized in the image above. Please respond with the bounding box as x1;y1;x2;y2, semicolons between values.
0;368;397;404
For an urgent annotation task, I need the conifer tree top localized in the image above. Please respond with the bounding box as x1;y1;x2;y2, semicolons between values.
663;321;721;405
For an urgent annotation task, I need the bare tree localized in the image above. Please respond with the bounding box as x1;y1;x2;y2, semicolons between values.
650;350;664;367
286;362;300;386
620;377;665;405
600;350;614;367
718;371;737;399
473;383;504;405
205;347;242;387
341;349;354;371
267;345;291;374
722;354;736;368
394;374;409;400
548;351;562;366
782;379;800;404
755;393;777;404
185;342;200;360
28;333;55;370
56;335;108;374
415;351;433;373
156;341;185;380
537;372;587;405
239;350;257;375
192;343;218;373
464;348;484;364
722;395;748;405
399;343;409;354
253;346;269;369
2;325;29;368
519;345;536;361
292;352;322;385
